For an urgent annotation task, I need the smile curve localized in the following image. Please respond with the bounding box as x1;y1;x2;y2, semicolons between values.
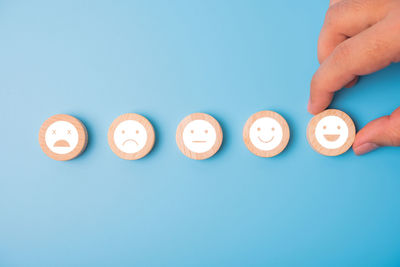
54;139;70;147
192;140;207;143
324;134;340;142
258;136;274;143
123;139;139;146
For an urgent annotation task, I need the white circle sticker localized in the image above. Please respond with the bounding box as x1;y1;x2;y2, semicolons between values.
182;120;217;153
249;117;283;151
243;111;290;157
315;116;349;149
108;113;155;160
307;109;356;156
45;121;79;155
114;120;148;154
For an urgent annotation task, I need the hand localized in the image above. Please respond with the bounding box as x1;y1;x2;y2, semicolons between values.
308;0;400;155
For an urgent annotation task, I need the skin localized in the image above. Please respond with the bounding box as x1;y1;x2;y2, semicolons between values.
309;0;400;155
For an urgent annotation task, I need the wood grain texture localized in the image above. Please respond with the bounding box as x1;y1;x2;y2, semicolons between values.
108;113;155;160
243;110;290;158
307;109;356;156
38;114;88;161
176;113;223;160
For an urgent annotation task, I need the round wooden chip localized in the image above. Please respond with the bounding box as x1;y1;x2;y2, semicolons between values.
39;114;88;161
108;113;155;160
307;109;356;156
176;113;223;160
243;110;290;157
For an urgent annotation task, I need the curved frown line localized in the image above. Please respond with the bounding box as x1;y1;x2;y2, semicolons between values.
122;139;139;146
258;136;274;144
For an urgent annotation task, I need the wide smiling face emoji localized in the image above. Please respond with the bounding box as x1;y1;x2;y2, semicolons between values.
113;120;148;154
45;121;79;154
249;117;283;151
315;115;349;149
182;120;217;153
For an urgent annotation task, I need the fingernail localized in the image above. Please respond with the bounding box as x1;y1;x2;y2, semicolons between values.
353;143;379;155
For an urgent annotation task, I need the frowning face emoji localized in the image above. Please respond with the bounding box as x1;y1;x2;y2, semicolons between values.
108;113;155;160
39;114;88;161
176;113;223;160
307;109;356;156
243;111;290;157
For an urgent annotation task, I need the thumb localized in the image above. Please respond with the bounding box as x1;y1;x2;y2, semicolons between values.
353;107;400;155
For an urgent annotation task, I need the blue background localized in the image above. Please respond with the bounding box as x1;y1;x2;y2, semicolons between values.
1;1;400;266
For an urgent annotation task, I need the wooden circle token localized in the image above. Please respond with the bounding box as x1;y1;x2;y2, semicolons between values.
176;113;223;160
307;109;356;156
243;111;290;157
108;113;155;160
39;114;88;161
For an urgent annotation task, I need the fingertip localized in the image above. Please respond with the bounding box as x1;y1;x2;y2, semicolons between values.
353;142;379;156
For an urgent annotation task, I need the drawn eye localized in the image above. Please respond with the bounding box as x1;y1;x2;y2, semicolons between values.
271;127;275;131
52;130;56;135
337;125;341;130
67;130;71;135
323;126;327;130
204;130;208;134
191;130;194;134
122;130;125;134
257;127;261;131
136;130;139;134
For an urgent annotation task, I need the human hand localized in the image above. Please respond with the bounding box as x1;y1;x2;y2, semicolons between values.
308;0;400;155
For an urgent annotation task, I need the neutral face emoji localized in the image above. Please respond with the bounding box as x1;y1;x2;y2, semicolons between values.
182;120;217;153
249;117;283;151
176;113;223;160
315;115;349;149
108;113;155;160
114;120;148;154
45;120;79;155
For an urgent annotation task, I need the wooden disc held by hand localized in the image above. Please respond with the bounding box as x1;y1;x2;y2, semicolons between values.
307;109;356;156
39;114;88;161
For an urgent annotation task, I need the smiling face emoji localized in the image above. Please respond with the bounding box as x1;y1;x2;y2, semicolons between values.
307;109;355;156
108;113;155;160
176;113;223;160
315;116;349;149
243;111;290;157
39;114;88;161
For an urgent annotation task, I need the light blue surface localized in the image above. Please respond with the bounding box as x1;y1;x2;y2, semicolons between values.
1;1;400;266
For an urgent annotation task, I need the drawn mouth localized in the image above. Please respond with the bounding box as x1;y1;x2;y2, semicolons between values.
192;140;207;143
324;134;340;142
123;139;139;146
258;136;274;144
53;139;70;147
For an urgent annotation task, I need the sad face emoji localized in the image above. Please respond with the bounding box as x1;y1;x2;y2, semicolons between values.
243;111;290;157
108;113;155;160
176;113;223;160
307;109;355;156
39;114;88;161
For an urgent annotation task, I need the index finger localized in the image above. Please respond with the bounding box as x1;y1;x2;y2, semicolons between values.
308;16;400;114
